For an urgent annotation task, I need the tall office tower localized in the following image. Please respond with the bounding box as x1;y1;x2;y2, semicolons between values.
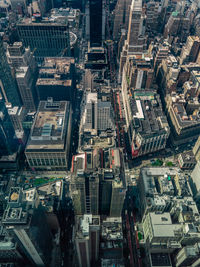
180;36;200;65
80;92;115;134
0;95;18;156
119;0;146;76
85;0;106;47
25;98;72;171
153;41;170;74
75;214;100;267
7;42;38;112
99;149;126;217
10;0;28;14
17;15;70;62
145;1;160;34
113;0;132;41
163;11;190;43
36;57;75;104
0;226;28;265
7;42;36;70
70;153;99;215
0;37;21;107
191;161;200;206
193;136;200;162
2;187;53;266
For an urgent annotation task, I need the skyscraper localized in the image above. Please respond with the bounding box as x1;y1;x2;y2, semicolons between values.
7;42;38;112
2;187;53;266
0;37;21;107
0;95;18;156
119;0;146;76
193;136;200;162
113;0;132;41
36;57;75;104
75;214;100;267
17;15;70;62
86;0;106;47
70;153;99;215
80;92;115;134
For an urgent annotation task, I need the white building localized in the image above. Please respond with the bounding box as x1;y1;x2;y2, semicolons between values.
80;92;114;134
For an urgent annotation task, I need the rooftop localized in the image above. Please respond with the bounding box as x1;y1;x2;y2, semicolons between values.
26;99;71;151
101;217;123;241
150;253;172;267
130;91;169;137
17;15;68;26
75;214;100;239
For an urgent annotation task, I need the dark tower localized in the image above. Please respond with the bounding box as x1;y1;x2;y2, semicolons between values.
0;95;18;156
0;37;21;107
90;0;103;47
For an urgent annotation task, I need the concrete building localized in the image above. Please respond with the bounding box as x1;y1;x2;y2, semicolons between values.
164;11;190;43
0;37;21;107
7;42;38;112
36;57;75;104
143;212;182;253
10;0;28;14
153;41;170;74
100;217;123;263
138;167;193;216
166;93;200;145
193;136;200;162
175;243;200;267
178;151;196;170
0;225;27;265
119;0;146;75
101;149;126;217
138;167;200;256
85;0;106;47
112;0;131;41
25;98;72;171
70;153;99;215
145;1;161;34
17;15;70;62
149;253;172;267
122;53;154;91
180;36;200;65
156;54;180;96
121;89;170;158
75;214;100;267
190;161;200;206
7;106;25;132
2;187;53;266
80;92;115;134
70;148;126;217
0;95;19;157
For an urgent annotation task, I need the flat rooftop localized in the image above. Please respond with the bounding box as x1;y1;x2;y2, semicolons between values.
17;16;68;26
150;253;172;267
26;100;70;151
36;79;72;86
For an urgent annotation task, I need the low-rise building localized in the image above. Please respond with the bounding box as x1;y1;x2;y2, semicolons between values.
178;151;197;169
